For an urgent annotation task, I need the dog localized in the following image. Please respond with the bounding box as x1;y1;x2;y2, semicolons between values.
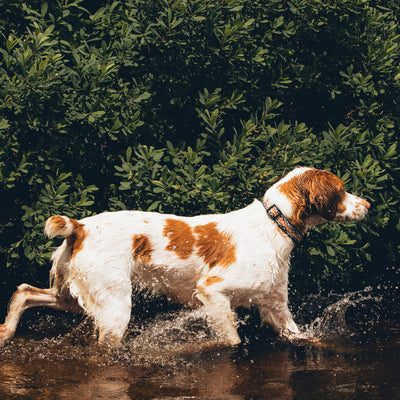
0;167;370;347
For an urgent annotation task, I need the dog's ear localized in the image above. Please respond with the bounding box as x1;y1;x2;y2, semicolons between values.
301;170;341;220
309;189;338;220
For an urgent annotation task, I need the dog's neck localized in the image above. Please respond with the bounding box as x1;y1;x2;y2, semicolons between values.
262;181;304;244
262;202;303;245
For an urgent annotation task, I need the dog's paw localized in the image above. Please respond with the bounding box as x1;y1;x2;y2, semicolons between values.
214;328;241;347
280;329;322;346
227;332;242;346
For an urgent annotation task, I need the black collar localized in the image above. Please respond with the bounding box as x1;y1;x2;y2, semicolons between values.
262;202;304;244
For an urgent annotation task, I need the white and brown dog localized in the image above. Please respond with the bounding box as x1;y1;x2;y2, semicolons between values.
0;167;370;347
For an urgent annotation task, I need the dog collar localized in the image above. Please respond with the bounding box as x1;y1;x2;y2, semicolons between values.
262;202;303;244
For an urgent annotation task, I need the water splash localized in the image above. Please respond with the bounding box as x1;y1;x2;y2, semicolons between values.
124;308;216;359
298;287;385;342
1;285;397;364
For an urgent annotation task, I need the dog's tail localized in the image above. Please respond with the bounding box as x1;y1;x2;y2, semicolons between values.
45;215;80;239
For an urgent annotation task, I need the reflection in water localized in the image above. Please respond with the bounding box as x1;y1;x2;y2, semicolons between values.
0;287;399;399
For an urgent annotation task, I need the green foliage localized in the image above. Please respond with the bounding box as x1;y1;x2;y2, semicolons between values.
0;0;399;296
114;97;309;215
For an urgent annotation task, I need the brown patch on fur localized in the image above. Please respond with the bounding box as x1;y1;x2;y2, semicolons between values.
163;219;237;268
194;222;236;268
337;202;347;214
277;177;307;231
132;235;152;263
279;169;345;230
163;219;195;259
204;276;224;286
67;219;87;257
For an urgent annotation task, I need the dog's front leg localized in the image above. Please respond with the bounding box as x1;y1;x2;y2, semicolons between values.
196;278;241;346
256;295;300;339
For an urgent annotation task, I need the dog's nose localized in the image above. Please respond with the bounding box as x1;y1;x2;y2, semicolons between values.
362;199;370;209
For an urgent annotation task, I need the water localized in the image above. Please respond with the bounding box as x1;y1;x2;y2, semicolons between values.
0;287;399;400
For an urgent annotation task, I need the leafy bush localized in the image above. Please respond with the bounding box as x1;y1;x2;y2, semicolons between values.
0;0;399;303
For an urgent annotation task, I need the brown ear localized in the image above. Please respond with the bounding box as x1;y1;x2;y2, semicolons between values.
309;189;338;220
301;170;342;220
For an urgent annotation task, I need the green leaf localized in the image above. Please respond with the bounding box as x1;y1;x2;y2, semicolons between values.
134;92;151;103
0;118;10;130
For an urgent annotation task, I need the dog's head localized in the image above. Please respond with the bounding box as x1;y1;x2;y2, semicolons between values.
264;167;370;232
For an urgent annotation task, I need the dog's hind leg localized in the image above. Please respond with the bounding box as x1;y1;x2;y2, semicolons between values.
0;283;81;347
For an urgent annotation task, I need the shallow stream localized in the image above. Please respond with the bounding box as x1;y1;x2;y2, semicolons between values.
0;286;398;399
